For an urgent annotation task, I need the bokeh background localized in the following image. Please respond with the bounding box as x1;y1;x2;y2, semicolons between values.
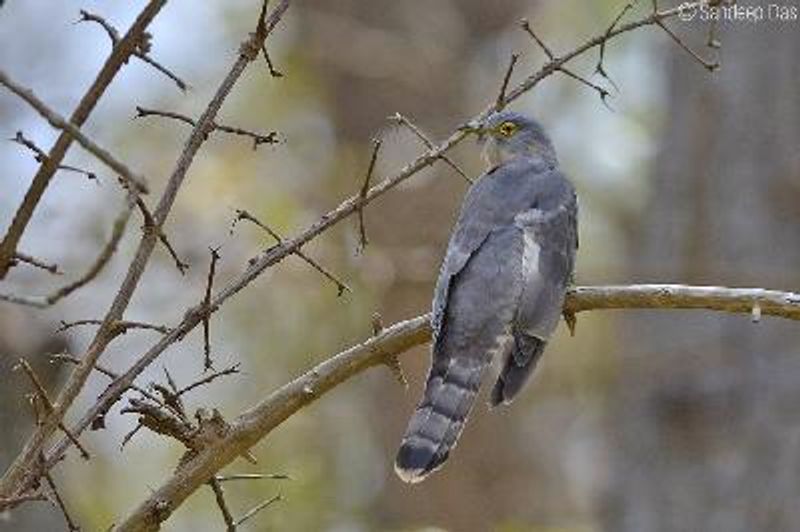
1;1;799;530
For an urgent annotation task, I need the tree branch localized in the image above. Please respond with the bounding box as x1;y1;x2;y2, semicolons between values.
0;0;292;500
0;0;165;278
114;284;800;530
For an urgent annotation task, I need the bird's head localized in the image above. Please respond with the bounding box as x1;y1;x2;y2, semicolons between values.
460;110;557;168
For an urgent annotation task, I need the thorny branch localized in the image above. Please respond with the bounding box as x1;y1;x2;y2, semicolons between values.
77;9;188;91
0;0;293;502
11;131;99;184
202;247;221;371
135;106;279;150
356;139;382;253
0;70;149;195
0;0;165;279
232;209;351;295
389;112;472;184
0;195;135;308
12;251;61;275
495;52;519;110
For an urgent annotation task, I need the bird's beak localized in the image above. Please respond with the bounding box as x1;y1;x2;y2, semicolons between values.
458;119;487;144
457;119;483;135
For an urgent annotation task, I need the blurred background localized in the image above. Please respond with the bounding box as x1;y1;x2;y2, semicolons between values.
1;1;799;530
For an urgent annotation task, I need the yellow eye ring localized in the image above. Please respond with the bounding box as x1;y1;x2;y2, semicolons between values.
498;121;517;137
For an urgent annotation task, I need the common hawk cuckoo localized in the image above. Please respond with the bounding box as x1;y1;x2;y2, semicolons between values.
395;110;579;483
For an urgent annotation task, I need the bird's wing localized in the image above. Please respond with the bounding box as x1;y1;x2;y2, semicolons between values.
431;160;544;350
513;180;578;339
491;173;578;405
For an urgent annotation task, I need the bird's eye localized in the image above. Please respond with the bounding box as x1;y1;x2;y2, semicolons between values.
498;121;517;137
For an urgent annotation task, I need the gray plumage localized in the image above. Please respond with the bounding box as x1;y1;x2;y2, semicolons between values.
395;110;578;483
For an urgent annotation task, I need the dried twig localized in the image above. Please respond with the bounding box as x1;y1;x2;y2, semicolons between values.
215;473;291;482
234;494;282;528
495;53;519;110
135;107;279;150
0;71;149;194
49;354;166;412
209;479;236;532
56;319;171;335
232;209;350;295
43;471;80;532
0;195;135;308
520;19;612;107
13;360;90;460
356;139;382;253
12;251;61;275
11;131;99;183
261;45;284;78
134;197;189;274
78;9;188;91
0;0;165;279
202;247;221;371
656;19;720;71
0;492;48;512
593;1;637;91
389;113;472;184
176;364;241;399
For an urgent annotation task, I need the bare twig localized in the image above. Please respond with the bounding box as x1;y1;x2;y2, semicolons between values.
495;53;519;110
78;9;188;91
261;45;284;78
234;494;282;528
12;252;61;275
0;0;164;279
135;106;279;150
593;1;637;92
232;209;350;295
134;197;189;274
0;196;135;309
10;131;99;183
49;354;166;412
43;471;80;532
0;71;149;193
114;283;800;530
356;139;382;253
202;247;221;371
13;359;90;460
656;19;720;71
520;19;612;107
209;479;236;532
56;319;171;335
215;473;291;482
176;364;241;398
389;113;472;184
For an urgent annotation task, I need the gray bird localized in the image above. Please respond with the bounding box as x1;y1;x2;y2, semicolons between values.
395;110;578;483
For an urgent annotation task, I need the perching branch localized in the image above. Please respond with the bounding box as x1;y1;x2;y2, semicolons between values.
78;9;188;91
114;284;800;530
135;106;278;150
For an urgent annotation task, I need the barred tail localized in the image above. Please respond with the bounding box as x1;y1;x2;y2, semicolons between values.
394;356;488;483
